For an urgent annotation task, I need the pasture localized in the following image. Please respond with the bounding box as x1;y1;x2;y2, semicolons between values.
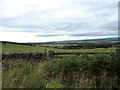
2;43;115;54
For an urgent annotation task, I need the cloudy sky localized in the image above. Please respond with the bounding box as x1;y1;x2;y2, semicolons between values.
0;0;118;42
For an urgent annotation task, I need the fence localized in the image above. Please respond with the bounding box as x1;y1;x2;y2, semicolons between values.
2;50;116;61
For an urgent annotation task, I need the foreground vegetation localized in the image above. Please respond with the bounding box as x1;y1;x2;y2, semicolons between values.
2;54;120;88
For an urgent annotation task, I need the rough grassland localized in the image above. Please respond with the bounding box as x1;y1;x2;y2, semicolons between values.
2;55;120;88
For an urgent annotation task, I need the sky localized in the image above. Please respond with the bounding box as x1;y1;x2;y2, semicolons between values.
0;0;119;42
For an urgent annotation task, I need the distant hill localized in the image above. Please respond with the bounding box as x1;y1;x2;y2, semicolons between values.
1;41;32;46
49;37;120;44
1;37;120;45
91;37;120;41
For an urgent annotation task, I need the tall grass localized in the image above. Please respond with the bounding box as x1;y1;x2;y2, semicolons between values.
2;54;120;88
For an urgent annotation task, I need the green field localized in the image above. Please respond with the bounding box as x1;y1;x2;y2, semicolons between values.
2;43;116;54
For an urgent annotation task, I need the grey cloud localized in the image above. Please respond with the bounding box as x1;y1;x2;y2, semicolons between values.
70;32;117;37
36;31;117;37
36;34;59;37
96;19;117;32
36;34;68;37
1;17;93;32
0;2;118;39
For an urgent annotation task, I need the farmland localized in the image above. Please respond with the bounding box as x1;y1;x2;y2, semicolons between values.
2;43;115;54
2;41;120;88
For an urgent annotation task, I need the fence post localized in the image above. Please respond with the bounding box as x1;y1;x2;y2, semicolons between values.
115;45;120;60
44;49;47;60
47;50;55;60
